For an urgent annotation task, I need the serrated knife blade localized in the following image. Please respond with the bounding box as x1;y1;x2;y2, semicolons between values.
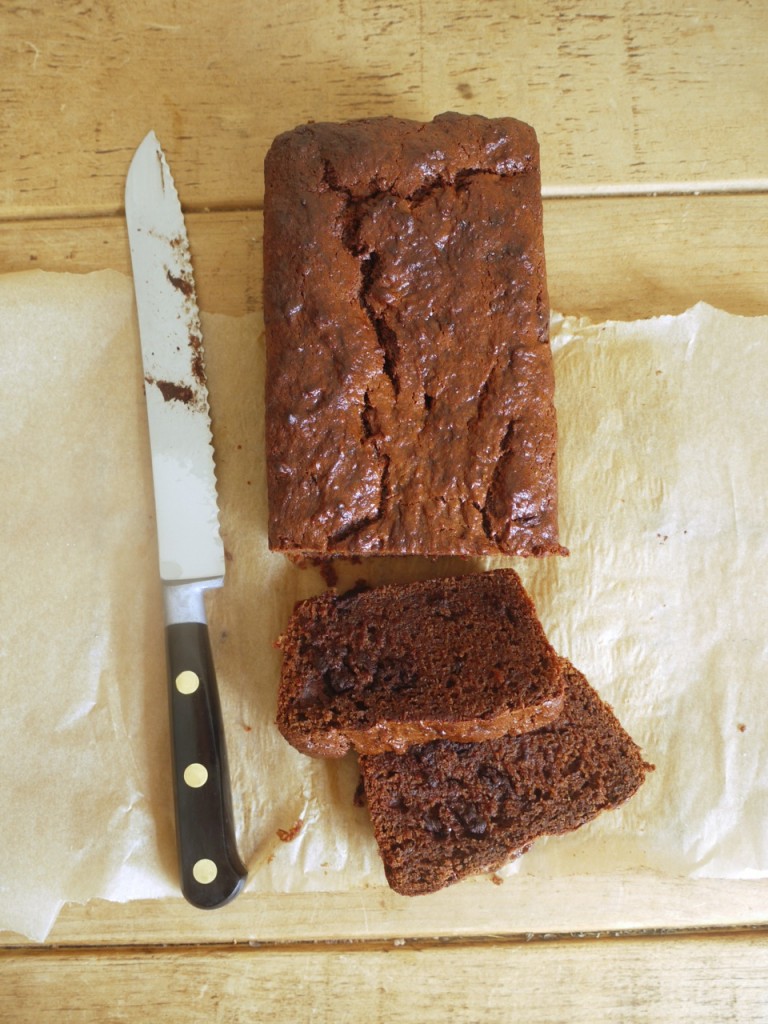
126;131;246;909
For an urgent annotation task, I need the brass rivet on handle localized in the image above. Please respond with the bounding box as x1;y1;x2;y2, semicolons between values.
193;858;218;884
175;670;200;694
183;763;208;788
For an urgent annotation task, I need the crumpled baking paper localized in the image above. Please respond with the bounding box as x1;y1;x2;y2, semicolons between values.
1;269;766;941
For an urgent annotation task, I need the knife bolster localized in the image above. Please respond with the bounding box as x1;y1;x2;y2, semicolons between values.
163;578;224;625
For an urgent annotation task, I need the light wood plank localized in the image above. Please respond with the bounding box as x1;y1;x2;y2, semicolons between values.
2;874;765;949
3;934;768;1023
1;194;766;321
0;211;260;316
2;0;768;218
545;193;768;320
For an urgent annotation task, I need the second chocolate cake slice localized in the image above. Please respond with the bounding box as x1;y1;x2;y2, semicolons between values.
276;569;565;757
359;660;653;896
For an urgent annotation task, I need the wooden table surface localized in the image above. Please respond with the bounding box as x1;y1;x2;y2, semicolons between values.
2;2;768;1021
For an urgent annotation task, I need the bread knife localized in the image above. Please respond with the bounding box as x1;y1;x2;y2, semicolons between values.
125;131;247;908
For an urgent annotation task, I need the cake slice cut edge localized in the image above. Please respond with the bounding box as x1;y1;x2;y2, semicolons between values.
275;569;566;757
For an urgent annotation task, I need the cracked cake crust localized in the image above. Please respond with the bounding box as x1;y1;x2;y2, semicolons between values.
263;112;565;558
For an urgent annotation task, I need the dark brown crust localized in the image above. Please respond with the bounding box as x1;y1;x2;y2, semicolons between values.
263;113;565;558
359;660;653;896
276;569;565;757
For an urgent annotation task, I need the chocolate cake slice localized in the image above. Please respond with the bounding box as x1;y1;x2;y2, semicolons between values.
359;660;653;896
276;570;565;757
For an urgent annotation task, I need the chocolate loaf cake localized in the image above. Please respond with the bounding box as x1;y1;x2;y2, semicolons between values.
359;660;653;896
264;112;565;558
276;570;565;757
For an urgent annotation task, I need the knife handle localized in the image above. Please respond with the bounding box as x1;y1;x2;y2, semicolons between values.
165;620;247;909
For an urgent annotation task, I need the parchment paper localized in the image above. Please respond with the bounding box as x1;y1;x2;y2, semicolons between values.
1;270;766;941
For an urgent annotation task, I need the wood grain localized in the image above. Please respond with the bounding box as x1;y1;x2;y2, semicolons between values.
3;933;768;1023
0;874;763;949
2;0;768;218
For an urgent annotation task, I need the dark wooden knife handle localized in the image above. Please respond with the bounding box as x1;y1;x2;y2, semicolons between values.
165;621;247;909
